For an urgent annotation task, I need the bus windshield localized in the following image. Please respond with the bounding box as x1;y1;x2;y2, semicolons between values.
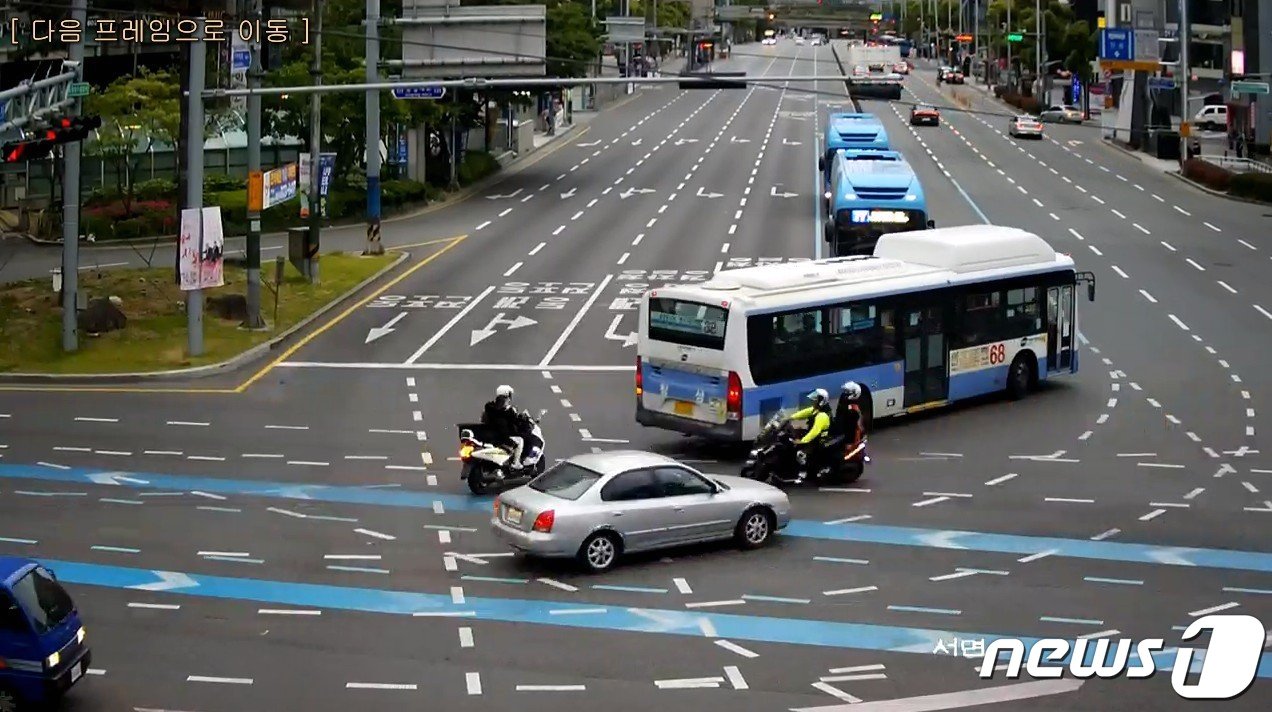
648;297;728;350
10;567;74;634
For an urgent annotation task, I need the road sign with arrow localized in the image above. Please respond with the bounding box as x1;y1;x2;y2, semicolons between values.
365;312;407;343
632;138;643;146
470;312;538;346
604;315;639;347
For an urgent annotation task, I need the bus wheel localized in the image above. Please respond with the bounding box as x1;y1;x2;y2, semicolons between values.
1007;354;1034;401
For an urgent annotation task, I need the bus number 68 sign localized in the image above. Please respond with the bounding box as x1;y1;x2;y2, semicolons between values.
987;343;1007;365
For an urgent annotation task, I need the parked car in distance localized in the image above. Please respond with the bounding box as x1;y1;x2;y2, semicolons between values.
490;451;791;573
910;104;940;126
1008;114;1045;139
893;61;910;75
1038;104;1084;123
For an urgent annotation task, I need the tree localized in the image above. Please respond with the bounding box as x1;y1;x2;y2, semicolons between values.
84;69;180;215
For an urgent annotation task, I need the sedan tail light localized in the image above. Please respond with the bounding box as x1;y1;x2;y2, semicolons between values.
532;510;555;533
493;498;501;517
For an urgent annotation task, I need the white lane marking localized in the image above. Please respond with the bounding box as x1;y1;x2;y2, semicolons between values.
1018;550;1057;563
1203;222;1221;232
1091;528;1120;541
1185;258;1205;271
684;599;745;609
1133;223;1150;234
355;528;396;541
128;602;180;610
823;586;878;596
1254;304;1272;321
984;473;1017;486
1139;289;1158;303
1237;238;1257;250
1190;602;1239;617
503;262;523;277
347;682;418;690
466;672;482;695
187;676;253;685
529;242;545;256
1168;314;1190;331
75;417;118;423
167;421;209;427
723;666;748;690
1218;280;1237;294
673;577;693;594
1173;205;1191;216
1139;509;1166;521
715;639;759;658
259;609;321;616
537;577;578;592
1111;266;1128;279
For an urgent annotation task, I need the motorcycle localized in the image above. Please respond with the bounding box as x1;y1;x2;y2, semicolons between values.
740;410;868;486
456;408;548;495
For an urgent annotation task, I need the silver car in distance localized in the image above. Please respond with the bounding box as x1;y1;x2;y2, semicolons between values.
490;451;791;573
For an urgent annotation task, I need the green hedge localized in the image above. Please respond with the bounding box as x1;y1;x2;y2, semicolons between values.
1228;172;1272;202
458;151;501;186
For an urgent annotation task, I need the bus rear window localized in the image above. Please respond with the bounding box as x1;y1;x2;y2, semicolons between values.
648;298;728;349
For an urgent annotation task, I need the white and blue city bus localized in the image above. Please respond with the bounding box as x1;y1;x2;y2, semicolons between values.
634;226;1096;441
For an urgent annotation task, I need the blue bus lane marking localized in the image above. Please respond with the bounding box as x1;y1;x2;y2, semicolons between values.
3;463;1272;573
37;558;1272;680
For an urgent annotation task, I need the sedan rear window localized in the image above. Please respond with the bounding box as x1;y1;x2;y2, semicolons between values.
528;462;602;500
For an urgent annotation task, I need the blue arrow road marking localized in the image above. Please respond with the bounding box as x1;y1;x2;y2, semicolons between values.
2;464;1271;573
36;558;1272;680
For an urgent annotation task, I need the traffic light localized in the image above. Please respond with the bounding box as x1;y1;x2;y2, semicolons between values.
1;115;101;163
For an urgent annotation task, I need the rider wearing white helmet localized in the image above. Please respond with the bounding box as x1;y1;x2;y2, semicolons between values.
835;381;865;442
483;385;531;470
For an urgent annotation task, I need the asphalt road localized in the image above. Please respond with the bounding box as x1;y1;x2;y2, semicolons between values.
1;38;1269;712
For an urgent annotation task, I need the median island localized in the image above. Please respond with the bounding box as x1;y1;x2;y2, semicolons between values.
0;253;395;375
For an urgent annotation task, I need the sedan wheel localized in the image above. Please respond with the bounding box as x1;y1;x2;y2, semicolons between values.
735;508;774;550
578;532;620;573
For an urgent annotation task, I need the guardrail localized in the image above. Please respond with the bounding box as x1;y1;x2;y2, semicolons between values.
1200;155;1272;175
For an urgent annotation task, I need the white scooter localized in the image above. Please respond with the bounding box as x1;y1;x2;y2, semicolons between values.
457;409;548;495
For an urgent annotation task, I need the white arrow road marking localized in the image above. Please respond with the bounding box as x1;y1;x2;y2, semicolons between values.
130;571;198;592
604;315;639;347
365;312;407;344
1067;140;1083;146
916;531;969;550
619;188;656;199
576;141;600;147
730;136;751;143
1147;547;1199;566
485;188;523;200
470;312;539;346
696;187;723;199
674;138;700;146
86;472;150;486
560;188;577;199
791;678;1085;712
782;137;803;145
632;138;643;146
771;186;799;198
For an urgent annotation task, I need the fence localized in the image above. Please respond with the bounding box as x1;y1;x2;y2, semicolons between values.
1199;155;1272;175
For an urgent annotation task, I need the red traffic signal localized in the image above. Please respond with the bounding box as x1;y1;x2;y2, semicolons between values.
2;138;55;163
1;115;101;163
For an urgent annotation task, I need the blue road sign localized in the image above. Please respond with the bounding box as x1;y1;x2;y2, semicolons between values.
392;86;446;100
1072;75;1083;100
232;49;251;71
1099;28;1133;61
1148;77;1177;91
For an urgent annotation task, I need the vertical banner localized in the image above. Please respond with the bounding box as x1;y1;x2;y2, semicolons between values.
299;152;338;218
177;207;226;290
230;34;251;114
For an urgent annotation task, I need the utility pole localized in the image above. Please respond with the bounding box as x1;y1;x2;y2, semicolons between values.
1006;0;1012;85
186;16;207;356
1034;0;1041;92
308;0;323;281
60;0;87;352
1179;0;1191;134
244;0;265;328
365;0;384;256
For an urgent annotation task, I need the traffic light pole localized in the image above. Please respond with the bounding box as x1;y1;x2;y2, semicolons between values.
364;0;384;256
60;0;87;353
244;0;266;328
186;18;207;357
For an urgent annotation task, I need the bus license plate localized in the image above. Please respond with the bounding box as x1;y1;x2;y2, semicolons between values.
674;400;695;416
505;506;523;525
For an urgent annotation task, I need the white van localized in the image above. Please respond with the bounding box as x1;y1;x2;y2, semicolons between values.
1193;104;1227;131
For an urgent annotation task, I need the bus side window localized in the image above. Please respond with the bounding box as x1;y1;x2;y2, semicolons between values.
961;291;1000;346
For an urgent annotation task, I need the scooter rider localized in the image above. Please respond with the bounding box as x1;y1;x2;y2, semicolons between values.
785;388;834;481
482;385;530;471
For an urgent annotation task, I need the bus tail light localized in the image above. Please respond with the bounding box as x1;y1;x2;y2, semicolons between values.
726;371;742;419
635;356;643;397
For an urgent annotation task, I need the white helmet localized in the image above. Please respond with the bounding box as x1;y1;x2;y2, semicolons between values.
496;385;514;399
841;381;862;399
806;388;829;404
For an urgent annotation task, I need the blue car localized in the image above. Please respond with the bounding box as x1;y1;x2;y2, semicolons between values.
0;558;91;711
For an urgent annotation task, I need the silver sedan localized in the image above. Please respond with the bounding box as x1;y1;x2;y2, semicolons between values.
490;451;791;573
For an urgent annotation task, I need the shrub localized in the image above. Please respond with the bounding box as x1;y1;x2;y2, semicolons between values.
457;151;500;186
380;179;428;208
1228;172;1272;202
1182;158;1234;192
134;178;177;200
204;173;244;192
112;218;147;240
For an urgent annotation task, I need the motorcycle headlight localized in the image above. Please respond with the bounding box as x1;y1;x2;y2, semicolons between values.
749;449;759;456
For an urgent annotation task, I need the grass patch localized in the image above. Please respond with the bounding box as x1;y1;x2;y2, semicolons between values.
0;252;396;374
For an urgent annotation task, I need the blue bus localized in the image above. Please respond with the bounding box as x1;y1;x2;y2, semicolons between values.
823;149;933;256
819;113;890;194
634;227;1096;441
